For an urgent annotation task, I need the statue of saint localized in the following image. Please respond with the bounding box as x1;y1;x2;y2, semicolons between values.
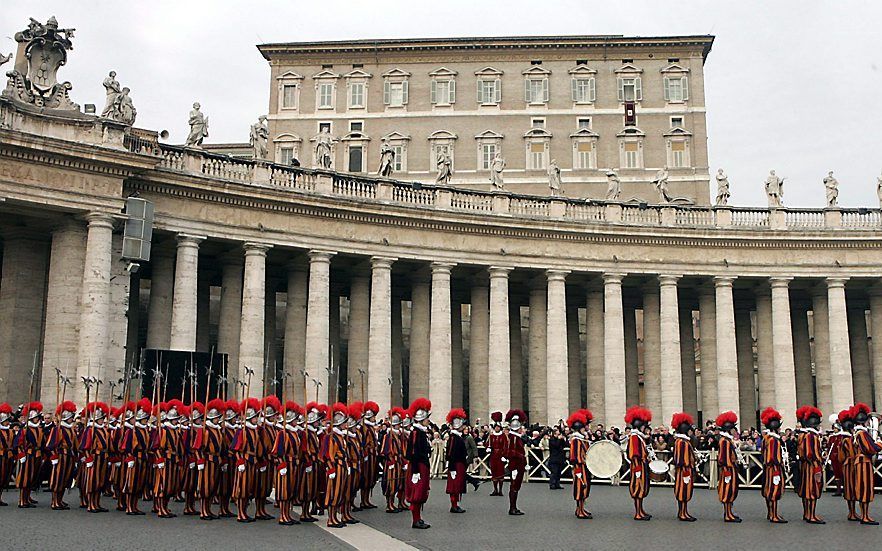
101;71;121;118
715;169;730;206
823;171;839;207
378;140;395;177
489;152;505;190
605;170;622;201
115;87;136;125
185;102;208;147
764;170;785;207
314;128;334;169
249;115;269;160
435;151;452;184
547;159;563;196
652;167;672;203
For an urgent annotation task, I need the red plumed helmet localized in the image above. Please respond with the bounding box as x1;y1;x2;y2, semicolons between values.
206;398;225;412
332;402;348;416
364;401;380;415
578;408;594;423
0;403;13;415
852;402;871;417
242;397;261;412
795;405;822;422
167;399;184;413
286;402;304;416
671;412;694;429
624;406;652;425
179;404;191;417
262;395;281;413
348;401;364;419
190;401;205;415
838;408;854;423
224;399;240;413
567;411;587;428
505;409;527;423
55;400;77;416
23;401;43;417
490;411;503;423
388;406;406;420
317;403;329;418
715;410;738;428
87;402;110;416
305;401;318;413
760;407;782;427
446;408;467;424
408;397;432;419
137;398;152;412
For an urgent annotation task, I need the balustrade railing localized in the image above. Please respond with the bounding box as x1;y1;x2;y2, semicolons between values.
565;201;606;222
786;209;825;228
451;190;493;212
510;197;551;217
158;146;185;171
842;209;882;228
333;174;377;198
201;155;253;182
622;205;661;225
392;183;436;206
675;207;715;226
731;208;771;228
270;165;316;191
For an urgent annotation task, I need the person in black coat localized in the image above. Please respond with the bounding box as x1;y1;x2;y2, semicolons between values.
547;427;566;490
405;398;433;529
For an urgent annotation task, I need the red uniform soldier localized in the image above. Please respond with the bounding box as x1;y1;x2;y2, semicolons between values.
47;400;79;510
445;408;468;514
380;407;405;513
358;400;380;510
406;398;432;529
231;398;262;523
272;401;303;525
795;405;825;524
624;406;652;521
216;399;240;518
504;409;528;516
837;408;859;521
0;403;15;506
759;407;786;523
298;402;323;523
120;398;152;515
15;401;46;509
80;401;111;513
322;402;350;528
671;412;696;522
194;398;226;520
487;411;507;496
341;402;362;525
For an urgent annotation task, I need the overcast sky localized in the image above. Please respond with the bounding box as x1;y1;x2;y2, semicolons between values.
4;1;882;206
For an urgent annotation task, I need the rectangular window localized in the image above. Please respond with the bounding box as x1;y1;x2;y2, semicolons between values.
664;77;688;102
532;118;545;129
525;78;548;103
282;84;298;108
671;141;686;167
318;122;331;133
617;77;642;102
279;147;294;165
571;78;596;103
349;121;363;132
670;116;684;128
577;117;591;130
392;145;405;171
576;141;593;169
384;81;409;107
481;143;496;169
477;79;500;104
624;141;639;168
431;79;455;105
318;82;334;108
348;145;363;172
529;142;546;170
348;82;365;108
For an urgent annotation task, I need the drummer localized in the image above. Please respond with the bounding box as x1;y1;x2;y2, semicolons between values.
624;406;653;521
567;409;592;519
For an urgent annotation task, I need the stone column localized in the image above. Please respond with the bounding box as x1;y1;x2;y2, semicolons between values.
264;278;279;387
546;270;570;425
585;287;605;423
368;256;395;413
642;283;661;413
811;287;833;424
489;267;513;416
715;277;740;419
196;271;211;353
566;296;583;410
451;300;464;408
869;287;882;410
409;275;431;401
428;262;454;415
848;305;872;406
328;287;341;401
755;286;774;409
791;305;814;407
40;220;86;406
469;282;490;420
826;278;853;412
624;306;640;407
304;250;334;403
238;243;271;391
75;213;115;403
146;251;174;350
735;307;757;425
770;277;797;425
391;296;404;406
348;273;370;390
282;264;307;400
218;255;243;395
169;234;205;351
509;302;524;409
659;275;682;426
679;304;698;420
698;284;718;419
603;273;627;425
528;285;547;424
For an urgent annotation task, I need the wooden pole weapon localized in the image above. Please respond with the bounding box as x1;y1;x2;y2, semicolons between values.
358;368;366;402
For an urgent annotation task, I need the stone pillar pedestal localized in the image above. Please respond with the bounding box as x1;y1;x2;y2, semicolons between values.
679;305;698;420
848;305;872;406
451;299;464;408
218;255;243;395
304;250;334;402
585;288;605;424
528;285;547;424
659;275;682;427
827;278;854;412
642;283;661;414
509;302;524;409
348;273;370;398
715;277;740;419
428;262;455;415
735;307;757;425
489;267;513;416
368;257;396;413
770;277;797;425
391;296;404;406
755;286;774;409
603;273;626;425
698;284;718;418
566;297;582;410
545;269;570;425
409;275;431;401
469;282;490;420
811;287;832;424
624;306;640;408
146;251;174;350
791;306;814;406
170;234;205;351
238;243;271;391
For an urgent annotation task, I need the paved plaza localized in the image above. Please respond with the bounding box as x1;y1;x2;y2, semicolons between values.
3;481;880;550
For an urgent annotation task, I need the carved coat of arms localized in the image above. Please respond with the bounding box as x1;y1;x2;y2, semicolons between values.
3;16;79;110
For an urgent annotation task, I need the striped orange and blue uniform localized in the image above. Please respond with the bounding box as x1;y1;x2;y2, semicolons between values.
0;425;15;495
345;429;362;502
216;422;236;501
231;424;260;500
193;423;224;499
79;424;110;494
120;422;151;498
298;427;321;503
272;426;301;501
254;424;275;500
14;423;46;489
796;429;823;500
380;428;402;498
853;427;882;503
46;422;78;493
321;428;348;507
761;432;785;501
673;434;695;502
359;423;379;496
179;427;198;499
107;425;123;495
626;432;650;499
717;435;739;504
151;425;182;498
569;435;591;501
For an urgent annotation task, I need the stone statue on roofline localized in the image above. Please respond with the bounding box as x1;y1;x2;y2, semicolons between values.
652;166;672;203
823;171;838;207
489;152;506;190
101;71;121;118
100;71;137;126
378;139;395;177
314;127;334;169
764;169;785;208
715;169;730;206
605;169;621;201
435;150;452;185
548;159;563;196
250;115;269;160
185;102;209;147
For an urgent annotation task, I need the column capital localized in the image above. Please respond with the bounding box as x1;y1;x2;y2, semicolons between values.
769;276;793;289
308;249;335;263
430;261;456;275
658;274;682;286
370;256;397;269
825;277;848;289
489;266;514;278
84;211;116;229
603;272;626;285
545;269;570;282
713;276;736;288
243;242;272;256
176;233;206;247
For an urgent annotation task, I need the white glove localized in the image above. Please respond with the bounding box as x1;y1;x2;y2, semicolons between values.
772;475;781;486
114;462;122;468
411;473;420;484
387;464;394;471
156;462;165;470
221;464;228;472
279;468;288;476
511;470;518;478
86;461;94;468
724;476;731;484
127;460;135;468
237;463;246;473
403;464;408;471
683;476;691;483
501;457;509;464
305;466;313;473
450;471;457;480
189;462;196;469
329;473;336;480
634;471;641;479
259;466;266;473
197;463;205;471
575;472;582;479
18;456;26;464
51;458;59;466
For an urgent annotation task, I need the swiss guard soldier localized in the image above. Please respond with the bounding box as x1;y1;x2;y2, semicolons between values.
837;407;859;521
487;411;507;496
445;408;468;514
381;406;405;513
195;398;226;520
121;398;152;515
716;410;741;523
406;398;432;529
323;402;350;528
795;405;825;524
624;406;652;521
399;411;413;511
272;401;303;526
255;395;281;521
47;400;79;510
15;401;45;508
851;402;882;524
759;407;786;523
504;409;528;516
217;399;239;518
231;397;261;523
181;401;204;516
0;403;15;506
671;411;696;522
358;400;380;510
567;409;591;519
80;401;111;513
298;402;323;523
153;400;184;519
341;402;362;525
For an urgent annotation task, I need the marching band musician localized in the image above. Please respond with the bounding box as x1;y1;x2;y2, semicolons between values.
759;407;786;523
445;408;469;514
14;401;45;509
272;401;303;526
322;402;351;528
358;400;381;510
671;411;697;522
406;398;433;529
80;401;111;513
380;407;406;513
795;405;825;524
487;411;507;497
716;411;741;523
851;402;882;524
567;409;592;519
504;409;528;516
624;406;652;521
120;398;152;515
298;402;323;523
0;403;16;506
837;407;859;521
46;400;79;510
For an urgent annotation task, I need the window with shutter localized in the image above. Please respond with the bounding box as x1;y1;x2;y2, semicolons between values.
383;80;391;105
318;83;335;108
402;80;408;104
542;78;549;102
617;78;624;102
589;78;596;102
430;80;437;104
282;84;298;108
635;77;642;101
681;76;688;100
494;79;501;103
449;79;455;103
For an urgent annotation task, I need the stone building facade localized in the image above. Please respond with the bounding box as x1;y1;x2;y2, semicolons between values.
258;35;713;202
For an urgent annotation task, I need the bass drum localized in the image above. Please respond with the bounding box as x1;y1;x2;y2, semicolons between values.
648;459;669;482
584;440;624;479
